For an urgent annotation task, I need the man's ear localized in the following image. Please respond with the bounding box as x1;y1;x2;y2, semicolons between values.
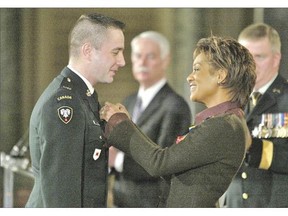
82;42;93;60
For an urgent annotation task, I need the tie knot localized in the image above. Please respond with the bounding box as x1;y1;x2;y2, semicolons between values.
135;96;142;105
251;92;262;106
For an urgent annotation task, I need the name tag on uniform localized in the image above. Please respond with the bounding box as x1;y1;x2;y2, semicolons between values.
93;148;102;161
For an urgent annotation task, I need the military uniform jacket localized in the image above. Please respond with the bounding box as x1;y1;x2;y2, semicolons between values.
106;104;249;207
26;67;108;207
226;75;288;207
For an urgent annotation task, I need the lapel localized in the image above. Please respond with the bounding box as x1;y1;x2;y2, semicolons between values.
126;95;138;115
136;83;171;126
246;75;283;123
87;92;101;121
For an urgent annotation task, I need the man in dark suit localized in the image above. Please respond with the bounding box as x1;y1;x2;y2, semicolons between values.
225;23;288;207
109;31;191;207
26;13;126;207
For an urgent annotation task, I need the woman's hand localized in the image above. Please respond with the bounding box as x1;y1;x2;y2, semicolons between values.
100;102;130;122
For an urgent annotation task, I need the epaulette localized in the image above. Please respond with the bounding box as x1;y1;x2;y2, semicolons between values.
60;77;73;91
57;77;74;102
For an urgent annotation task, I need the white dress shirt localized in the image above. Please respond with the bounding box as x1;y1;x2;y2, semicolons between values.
67;65;95;94
113;78;167;172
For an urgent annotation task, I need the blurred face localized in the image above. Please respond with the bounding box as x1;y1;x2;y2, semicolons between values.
131;38;169;88
90;28;125;84
187;53;219;107
239;37;280;90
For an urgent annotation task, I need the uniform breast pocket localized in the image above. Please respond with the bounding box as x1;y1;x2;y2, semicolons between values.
87;121;105;161
88;122;104;144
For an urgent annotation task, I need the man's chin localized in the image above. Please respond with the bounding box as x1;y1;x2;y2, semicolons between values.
103;77;114;84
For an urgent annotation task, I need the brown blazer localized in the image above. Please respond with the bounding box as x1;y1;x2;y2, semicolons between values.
106;111;249;207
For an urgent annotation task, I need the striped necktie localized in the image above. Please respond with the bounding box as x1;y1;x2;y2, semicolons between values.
249;91;262;113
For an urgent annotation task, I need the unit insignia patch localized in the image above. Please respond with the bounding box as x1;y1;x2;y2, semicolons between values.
57;106;73;124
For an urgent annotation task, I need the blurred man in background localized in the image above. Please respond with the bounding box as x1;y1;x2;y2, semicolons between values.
225;23;288;207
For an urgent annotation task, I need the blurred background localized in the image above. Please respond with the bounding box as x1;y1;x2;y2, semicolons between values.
1;8;288;207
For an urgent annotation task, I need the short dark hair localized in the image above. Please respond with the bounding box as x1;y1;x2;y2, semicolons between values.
194;36;256;107
68;13;125;57
83;13;126;30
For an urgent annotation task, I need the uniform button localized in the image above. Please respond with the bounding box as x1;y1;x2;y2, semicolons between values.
99;135;102;139
241;172;247;179
242;193;249;200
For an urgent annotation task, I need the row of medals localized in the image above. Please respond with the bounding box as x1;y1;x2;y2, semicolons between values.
252;113;288;138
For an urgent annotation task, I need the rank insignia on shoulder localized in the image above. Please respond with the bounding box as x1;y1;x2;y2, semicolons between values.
57;106;73;124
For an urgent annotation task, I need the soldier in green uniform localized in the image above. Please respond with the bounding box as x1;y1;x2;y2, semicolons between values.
26;13;126;207
225;23;288;208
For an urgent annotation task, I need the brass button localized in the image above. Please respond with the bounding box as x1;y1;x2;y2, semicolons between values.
242;193;249;200
241;172;247;179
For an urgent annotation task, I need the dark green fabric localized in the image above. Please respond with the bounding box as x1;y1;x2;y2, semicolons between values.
26;67;108;207
108;113;248;207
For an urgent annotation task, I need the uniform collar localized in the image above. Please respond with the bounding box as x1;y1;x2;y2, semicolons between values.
253;74;277;95
61;67;95;98
67;65;95;95
195;101;241;125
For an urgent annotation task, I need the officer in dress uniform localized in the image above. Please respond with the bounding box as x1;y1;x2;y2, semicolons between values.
225;23;288;207
26;13;125;207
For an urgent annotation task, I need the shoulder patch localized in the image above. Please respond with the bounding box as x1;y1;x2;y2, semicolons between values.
57;95;72;102
57;106;73;124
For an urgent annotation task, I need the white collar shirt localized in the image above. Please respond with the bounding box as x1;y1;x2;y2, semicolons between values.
137;78;167;111
67;65;95;95
252;74;278;96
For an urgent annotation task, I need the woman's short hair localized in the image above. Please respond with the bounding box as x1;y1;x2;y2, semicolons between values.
194;36;256;107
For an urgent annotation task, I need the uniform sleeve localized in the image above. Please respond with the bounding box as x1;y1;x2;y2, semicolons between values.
39;89;86;207
247;137;288;174
107;114;246;177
